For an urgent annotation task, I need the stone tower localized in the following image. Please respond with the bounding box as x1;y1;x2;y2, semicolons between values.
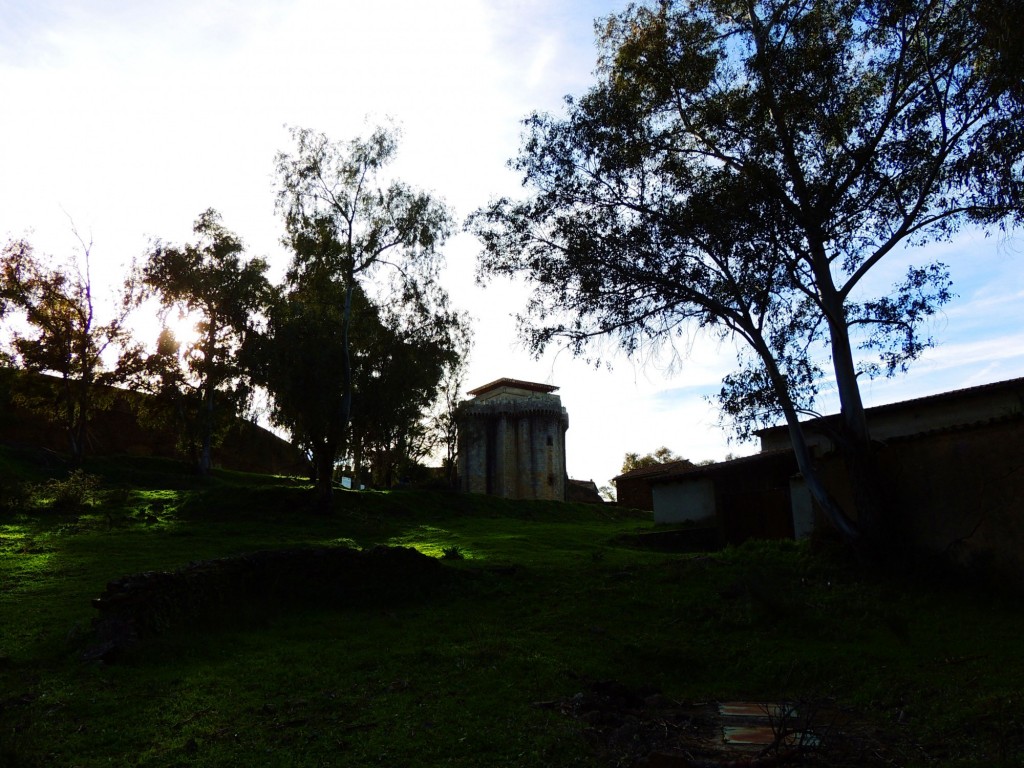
457;378;569;501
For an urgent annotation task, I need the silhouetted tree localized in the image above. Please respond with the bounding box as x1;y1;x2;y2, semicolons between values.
349;299;470;489
247;274;352;501
120;326;208;464
272;123;454;500
0;235;137;464
249;267;467;503
470;0;1022;554
140;209;271;474
427;322;474;488
620;447;686;475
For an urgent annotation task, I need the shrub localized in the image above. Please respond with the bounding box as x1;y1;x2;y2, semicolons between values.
35;470;101;513
0;478;31;514
441;544;466;560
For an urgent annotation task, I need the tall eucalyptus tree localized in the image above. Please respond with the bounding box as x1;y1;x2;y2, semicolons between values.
273;124;453;498
470;0;1022;553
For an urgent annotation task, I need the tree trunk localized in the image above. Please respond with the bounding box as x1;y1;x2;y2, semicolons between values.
340;280;354;442
810;248;892;558
351;434;363;491
72;378;89;467
754;335;861;542
446;427;458;488
313;442;335;510
65;378;81;466
63;373;87;467
198;391;213;475
324;278;354;502
826;318;893;557
198;325;217;476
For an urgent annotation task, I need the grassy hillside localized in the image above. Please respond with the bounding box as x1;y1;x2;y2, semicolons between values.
0;368;307;476
1;448;1022;767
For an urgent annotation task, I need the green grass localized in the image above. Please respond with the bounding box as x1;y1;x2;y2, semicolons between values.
1;449;1023;766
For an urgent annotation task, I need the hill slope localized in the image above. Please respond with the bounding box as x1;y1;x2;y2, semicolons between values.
0;368;307;475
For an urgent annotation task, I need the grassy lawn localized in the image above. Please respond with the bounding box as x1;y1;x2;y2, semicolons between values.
1;451;1022;766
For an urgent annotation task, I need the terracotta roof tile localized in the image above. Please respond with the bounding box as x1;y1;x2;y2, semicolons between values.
467;378;559;396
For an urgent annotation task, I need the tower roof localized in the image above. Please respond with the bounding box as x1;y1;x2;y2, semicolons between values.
467;378;559;397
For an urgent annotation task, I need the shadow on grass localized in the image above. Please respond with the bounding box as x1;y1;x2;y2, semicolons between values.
82;545;468;663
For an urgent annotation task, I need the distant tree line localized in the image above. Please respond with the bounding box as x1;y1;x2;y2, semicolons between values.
1;125;471;507
619;447;688;475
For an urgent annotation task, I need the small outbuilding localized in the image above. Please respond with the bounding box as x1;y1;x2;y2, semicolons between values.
612;459;695;511
650;450;799;544
644;376;1024;585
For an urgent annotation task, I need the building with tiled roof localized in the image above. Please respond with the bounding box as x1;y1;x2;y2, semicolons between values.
611;459;696;511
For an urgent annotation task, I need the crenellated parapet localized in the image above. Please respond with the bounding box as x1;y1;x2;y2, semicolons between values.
458;397;569;422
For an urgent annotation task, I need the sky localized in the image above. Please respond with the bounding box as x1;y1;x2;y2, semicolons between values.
2;0;1023;490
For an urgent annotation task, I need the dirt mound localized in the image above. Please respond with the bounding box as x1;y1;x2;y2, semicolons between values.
84;545;458;662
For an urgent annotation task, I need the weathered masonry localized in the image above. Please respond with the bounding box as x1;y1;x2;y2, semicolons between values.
457;378;569;500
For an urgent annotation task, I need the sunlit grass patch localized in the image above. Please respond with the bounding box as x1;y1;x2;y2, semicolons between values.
111;488;184;530
0;521;60;589
386;524;479;560
0;544;58;598
0;522;34;547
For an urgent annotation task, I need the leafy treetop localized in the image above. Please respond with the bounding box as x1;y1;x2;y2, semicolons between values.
470;0;1022;550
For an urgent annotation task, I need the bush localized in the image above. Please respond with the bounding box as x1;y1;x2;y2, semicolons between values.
34;470;101;512
0;478;31;514
441;544;465;560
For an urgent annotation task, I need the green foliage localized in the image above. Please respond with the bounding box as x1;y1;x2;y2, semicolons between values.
31;469;101;513
470;0;1022;546
0;238;138;463
264;124;465;503
138;209;272;474
620;446;685;474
